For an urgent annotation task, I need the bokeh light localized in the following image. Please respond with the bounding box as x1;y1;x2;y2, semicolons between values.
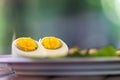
101;0;120;25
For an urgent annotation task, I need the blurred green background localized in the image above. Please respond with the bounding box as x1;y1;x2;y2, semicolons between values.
0;0;120;54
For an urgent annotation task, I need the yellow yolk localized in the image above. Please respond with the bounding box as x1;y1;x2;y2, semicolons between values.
41;36;62;49
15;37;38;51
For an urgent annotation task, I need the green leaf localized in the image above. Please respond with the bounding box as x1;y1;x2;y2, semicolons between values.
92;45;116;57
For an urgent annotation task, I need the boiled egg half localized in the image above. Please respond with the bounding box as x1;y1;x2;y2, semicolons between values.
39;36;68;58
12;37;46;58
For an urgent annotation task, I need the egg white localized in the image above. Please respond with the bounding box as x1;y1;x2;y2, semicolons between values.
12;39;47;58
39;39;69;58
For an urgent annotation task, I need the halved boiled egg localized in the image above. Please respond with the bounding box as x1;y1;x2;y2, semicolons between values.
12;37;47;58
39;36;68;58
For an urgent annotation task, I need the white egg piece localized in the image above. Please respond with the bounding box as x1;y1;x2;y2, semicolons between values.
39;36;69;58
12;37;47;58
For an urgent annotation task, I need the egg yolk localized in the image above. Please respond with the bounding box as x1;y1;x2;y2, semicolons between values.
15;37;38;51
41;36;62;49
